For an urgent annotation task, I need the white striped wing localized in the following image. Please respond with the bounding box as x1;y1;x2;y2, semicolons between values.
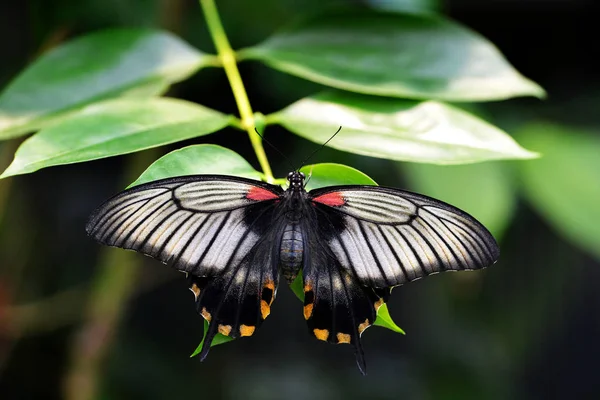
86;175;283;276
310;186;499;288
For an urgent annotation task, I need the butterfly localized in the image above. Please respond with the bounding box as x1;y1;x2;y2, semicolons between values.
86;170;499;374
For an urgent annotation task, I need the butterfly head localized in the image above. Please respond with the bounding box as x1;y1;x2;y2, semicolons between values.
287;171;305;190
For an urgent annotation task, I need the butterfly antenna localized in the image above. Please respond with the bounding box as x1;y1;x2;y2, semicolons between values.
254;128;295;171
297;126;342;171
303;165;314;188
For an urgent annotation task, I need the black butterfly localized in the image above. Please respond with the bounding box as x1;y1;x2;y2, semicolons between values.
86;171;499;374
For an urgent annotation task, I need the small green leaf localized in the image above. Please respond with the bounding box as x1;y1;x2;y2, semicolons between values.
190;320;234;358
402;162;516;239
0;29;211;139
1;98;232;178
290;274;304;300
270;91;538;164
299;162;377;190
290;163;402;334
131;144;263;187
373;304;405;334
517;123;600;262
240;10;544;101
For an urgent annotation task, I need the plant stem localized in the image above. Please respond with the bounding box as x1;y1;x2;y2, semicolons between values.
199;0;275;183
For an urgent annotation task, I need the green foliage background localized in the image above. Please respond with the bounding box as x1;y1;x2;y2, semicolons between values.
0;0;598;399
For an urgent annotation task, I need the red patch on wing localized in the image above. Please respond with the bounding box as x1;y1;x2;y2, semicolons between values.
313;192;346;207
246;186;280;201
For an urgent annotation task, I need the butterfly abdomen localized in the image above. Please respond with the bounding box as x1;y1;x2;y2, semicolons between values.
280;222;303;283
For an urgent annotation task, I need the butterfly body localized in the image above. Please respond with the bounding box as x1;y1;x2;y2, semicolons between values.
86;171;499;374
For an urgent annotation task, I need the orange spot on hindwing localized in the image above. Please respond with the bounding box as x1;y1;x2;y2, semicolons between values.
358;319;370;335
303;287;315;320
201;307;212;322
336;333;351;344
303;303;313;320
218;324;232;336
189;283;200;299
313;329;329;341
240;324;255;337
260;300;270;319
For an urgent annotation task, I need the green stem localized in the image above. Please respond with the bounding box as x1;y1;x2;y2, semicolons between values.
199;0;274;183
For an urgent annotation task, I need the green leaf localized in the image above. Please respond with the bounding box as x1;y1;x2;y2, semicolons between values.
290;274;304;300
1;98;232;178
270;91;538;164
190;320;234;358
291;162;402;334
131;144;263;187
117;78;171;97
299;162;377;190
402;162;516;239
373;304;405;334
517;123;600;261
240;10;544;101
0;29;212;139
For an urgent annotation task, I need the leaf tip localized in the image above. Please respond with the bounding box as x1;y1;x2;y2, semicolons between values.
519;78;546;100
189;347;201;358
516;149;542;160
0;164;19;179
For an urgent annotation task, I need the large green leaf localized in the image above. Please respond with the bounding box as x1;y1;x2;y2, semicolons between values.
239;10;544;101
131;144;263;187
0;29;212;139
269;91;538;164
517;123;600;261
0;98;232;178
402;162;516;239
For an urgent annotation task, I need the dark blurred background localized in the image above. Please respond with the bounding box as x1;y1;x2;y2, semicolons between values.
1;0;599;399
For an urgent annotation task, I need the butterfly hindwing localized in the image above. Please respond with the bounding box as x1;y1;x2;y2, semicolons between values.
310;185;500;289
189;230;281;360
301;217;389;375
